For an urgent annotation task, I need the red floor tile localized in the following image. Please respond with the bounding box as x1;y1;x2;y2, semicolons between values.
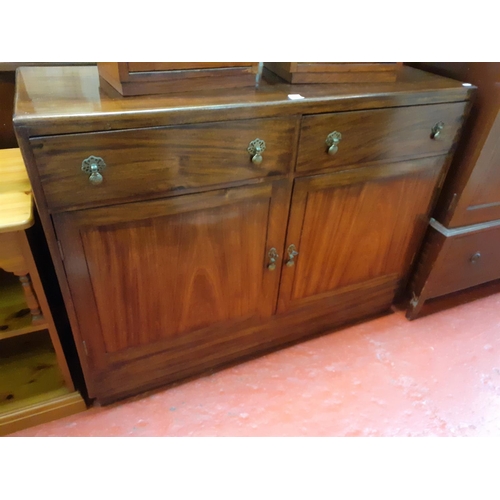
9;289;500;437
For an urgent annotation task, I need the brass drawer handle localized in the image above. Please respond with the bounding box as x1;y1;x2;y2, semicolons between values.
470;252;481;264
82;156;106;185
267;247;279;271
431;121;445;139
286;244;299;267
325;131;342;155
248;138;266;165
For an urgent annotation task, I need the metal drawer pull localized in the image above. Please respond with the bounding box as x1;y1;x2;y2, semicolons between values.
286;244;299;267
248;138;266;165
82;156;106;185
267;247;279;271
470;252;481;264
431;121;445;139
325;131;342;155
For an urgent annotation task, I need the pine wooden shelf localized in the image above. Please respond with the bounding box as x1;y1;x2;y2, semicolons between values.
0;324;50;342
0;331;66;410
0;330;87;435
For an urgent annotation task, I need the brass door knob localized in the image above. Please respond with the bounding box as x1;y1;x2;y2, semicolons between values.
267;247;279;270
325;131;342;155
82;156;106;185
285;244;299;267
248;139;266;165
431;122;445;139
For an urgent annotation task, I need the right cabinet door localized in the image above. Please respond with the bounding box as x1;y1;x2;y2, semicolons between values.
277;156;446;313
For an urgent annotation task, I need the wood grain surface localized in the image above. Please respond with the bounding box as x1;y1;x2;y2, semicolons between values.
407;219;500;319
52;181;290;396
31;117;298;212
296;102;467;173
127;62;257;72
13;66;473;136
12;65;474;403
278;156;446;312
264;63;399;84
97;63;259;96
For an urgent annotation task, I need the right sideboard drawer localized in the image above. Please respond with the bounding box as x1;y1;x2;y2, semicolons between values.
30;116;298;212
296;102;468;173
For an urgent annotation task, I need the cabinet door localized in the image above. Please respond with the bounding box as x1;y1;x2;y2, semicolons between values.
53;181;290;399
278;157;446;313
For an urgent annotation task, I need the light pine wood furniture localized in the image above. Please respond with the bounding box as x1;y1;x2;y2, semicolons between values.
0;148;85;435
13;65;473;404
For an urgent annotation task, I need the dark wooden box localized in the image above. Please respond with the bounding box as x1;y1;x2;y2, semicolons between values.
98;62;259;96
264;62;400;84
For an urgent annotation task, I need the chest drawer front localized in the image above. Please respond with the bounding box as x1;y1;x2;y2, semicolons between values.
427;223;500;298
31;117;298;211
296;102;467;173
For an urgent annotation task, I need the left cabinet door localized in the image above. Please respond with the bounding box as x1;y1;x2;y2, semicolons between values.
53;180;290;401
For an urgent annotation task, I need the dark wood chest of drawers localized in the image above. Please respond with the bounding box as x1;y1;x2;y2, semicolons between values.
14;66;473;403
406;63;500;318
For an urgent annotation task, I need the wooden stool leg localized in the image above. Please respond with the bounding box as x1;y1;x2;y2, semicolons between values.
17;273;45;325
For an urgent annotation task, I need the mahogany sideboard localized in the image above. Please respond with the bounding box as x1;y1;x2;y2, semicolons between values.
13;65;473;403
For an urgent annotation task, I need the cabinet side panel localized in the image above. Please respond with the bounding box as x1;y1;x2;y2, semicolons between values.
450;110;500;225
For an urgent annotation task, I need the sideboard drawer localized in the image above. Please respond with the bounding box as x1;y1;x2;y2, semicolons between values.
31;116;298;211
296;102;467;173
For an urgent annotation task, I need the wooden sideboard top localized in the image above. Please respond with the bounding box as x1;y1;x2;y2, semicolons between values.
13;65;474;136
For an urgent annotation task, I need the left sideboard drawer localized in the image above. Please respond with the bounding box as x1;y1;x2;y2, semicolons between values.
30;116;298;211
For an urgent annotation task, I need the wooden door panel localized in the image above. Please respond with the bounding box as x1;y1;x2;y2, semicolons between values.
278;156;446;312
81;198;269;353
53;181;290;383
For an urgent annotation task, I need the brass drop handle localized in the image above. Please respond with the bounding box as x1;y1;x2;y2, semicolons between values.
82;155;106;185
431;122;445;139
248;138;266;165
286;244;299;267
326;131;342;155
267;247;279;271
470;252;481;264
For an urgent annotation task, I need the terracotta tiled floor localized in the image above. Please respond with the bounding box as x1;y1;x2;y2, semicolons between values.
10;285;500;437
